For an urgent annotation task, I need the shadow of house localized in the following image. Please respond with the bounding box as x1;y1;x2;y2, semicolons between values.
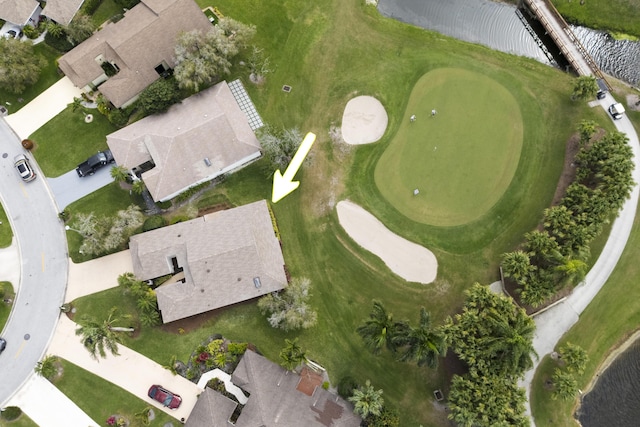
129;200;287;323
187;350;361;427
107;81;261;202
58;0;212;108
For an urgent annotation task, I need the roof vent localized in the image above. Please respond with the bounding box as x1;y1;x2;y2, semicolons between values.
204;157;212;167
253;277;262;288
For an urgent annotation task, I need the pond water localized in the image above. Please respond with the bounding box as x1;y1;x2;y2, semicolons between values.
577;337;640;427
377;0;640;86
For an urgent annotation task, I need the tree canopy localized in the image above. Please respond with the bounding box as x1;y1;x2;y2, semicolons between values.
257;277;317;331
0;38;46;94
174;17;255;92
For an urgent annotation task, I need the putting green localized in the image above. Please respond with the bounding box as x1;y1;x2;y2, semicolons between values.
375;68;523;226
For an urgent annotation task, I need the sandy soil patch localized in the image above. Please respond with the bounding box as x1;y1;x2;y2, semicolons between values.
341;96;388;145
336;200;437;284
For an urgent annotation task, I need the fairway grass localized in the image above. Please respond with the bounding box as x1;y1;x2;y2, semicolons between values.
375;68;523;226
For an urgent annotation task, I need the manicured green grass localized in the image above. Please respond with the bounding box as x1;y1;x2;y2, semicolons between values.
91;0;124;27
69;0;612;425
0;43;63;114
551;0;640;38
0;202;12;248
0;282;15;332
52;358;175;426
375;68;523;226
29;106;117;177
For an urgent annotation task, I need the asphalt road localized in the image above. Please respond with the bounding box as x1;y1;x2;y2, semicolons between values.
0;118;68;407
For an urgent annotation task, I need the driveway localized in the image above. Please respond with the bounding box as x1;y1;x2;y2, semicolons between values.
4;78;82;140
47;166;114;211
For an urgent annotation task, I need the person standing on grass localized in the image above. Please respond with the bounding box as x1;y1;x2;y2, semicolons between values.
431;109;437;117
410;114;416;122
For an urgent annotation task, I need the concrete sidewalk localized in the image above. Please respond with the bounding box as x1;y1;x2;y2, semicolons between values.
48;315;202;422
4;77;82;140
9;373;99;427
0;237;20;290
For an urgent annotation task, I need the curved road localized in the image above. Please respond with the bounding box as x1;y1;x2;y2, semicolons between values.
0;119;68;407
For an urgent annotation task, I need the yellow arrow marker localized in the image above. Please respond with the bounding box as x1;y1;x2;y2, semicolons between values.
271;132;316;203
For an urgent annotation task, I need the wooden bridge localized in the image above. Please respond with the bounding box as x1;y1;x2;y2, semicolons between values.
520;0;611;89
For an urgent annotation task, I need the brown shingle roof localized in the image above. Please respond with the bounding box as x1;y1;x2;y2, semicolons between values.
107;81;261;202
42;0;84;25
58;0;212;107
0;0;39;25
129;200;287;323
187;350;361;427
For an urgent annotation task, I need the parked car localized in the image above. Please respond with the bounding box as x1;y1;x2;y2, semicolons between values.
596;78;608;100
0;337;6;354
2;26;22;39
148;385;182;409
76;149;115;177
608;103;625;120
14;154;36;182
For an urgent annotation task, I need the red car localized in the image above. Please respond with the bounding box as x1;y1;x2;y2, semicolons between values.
148;385;182;409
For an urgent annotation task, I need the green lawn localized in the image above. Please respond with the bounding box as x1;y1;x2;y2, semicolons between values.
0;202;12;248
0;43;63;115
52;358;175;426
375;68;523;226
91;0;124;27
0;282;15;332
68;0;611;425
0;410;37;427
552;0;640;38
29;106;117;177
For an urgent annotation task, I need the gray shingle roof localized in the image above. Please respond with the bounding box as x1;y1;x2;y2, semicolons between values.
0;0;39;25
129;200;287;323
187;350;361;427
58;0;212;107
107;81;261;202
42;0;84;25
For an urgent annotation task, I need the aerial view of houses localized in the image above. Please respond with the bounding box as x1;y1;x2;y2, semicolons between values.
0;0;639;426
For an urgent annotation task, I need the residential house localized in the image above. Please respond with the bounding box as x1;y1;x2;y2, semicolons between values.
186;350;361;427
42;0;86;25
107;81;261;202
0;0;41;28
58;0;212;108
129;200;287;323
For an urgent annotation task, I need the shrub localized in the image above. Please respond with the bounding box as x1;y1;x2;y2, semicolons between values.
137;78;181;115
22;25;39;39
156;200;172;210
169;215;190;224
81;0;103;14
142;215;167;231
338;376;358;398
1;406;22;421
115;0;141;8
108;108;129;127
45;31;73;52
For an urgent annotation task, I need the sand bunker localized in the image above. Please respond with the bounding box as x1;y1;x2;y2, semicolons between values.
341;96;388;145
336;200;437;284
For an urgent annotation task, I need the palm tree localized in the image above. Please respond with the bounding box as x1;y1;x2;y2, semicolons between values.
555;257;588;287
356;300;406;355
394;308;445;369
348;379;384;419
501;251;535;283
131;179;146;195
551;368;579;401
559;342;589;374
279;338;306;371
34;355;58;380
571;75;598;101
110;165;129;183
75;307;133;359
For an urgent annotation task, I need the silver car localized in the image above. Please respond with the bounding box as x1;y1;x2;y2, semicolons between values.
14;154;36;182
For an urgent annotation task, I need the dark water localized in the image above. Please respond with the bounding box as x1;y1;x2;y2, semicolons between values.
377;0;640;86
577;338;640;427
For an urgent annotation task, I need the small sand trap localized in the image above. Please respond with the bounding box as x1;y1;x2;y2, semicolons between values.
336;200;437;284
341;96;388;145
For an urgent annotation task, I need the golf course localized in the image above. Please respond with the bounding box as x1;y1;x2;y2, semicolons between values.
60;0;640;425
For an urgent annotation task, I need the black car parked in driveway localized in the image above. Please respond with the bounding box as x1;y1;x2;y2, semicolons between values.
76;150;115;177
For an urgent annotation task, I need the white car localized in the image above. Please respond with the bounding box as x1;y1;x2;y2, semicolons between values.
14;154;36;182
